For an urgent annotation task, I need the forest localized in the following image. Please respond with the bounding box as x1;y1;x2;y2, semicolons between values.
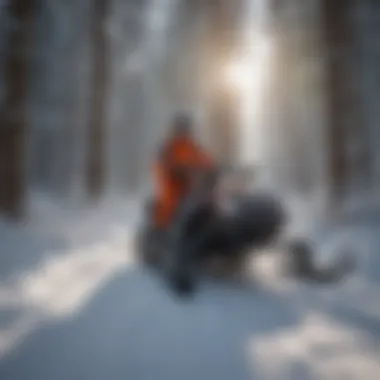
0;1;379;379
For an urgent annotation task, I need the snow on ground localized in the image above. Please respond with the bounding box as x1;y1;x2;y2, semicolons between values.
0;194;138;356
0;193;379;379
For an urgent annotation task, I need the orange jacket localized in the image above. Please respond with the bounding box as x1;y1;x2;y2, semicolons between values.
153;136;214;228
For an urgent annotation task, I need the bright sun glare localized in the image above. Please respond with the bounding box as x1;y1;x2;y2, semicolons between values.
225;60;251;91
225;37;272;92
230;35;273;165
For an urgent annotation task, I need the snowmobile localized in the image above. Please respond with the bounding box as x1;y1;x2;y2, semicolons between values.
136;166;355;297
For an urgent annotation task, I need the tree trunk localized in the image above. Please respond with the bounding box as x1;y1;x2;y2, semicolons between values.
322;0;352;214
0;0;36;220
349;1;373;195
323;0;372;214
86;0;109;200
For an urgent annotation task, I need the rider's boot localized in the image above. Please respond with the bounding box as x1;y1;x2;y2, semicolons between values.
168;240;198;298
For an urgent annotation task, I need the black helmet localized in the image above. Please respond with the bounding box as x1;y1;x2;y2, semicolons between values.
172;113;192;135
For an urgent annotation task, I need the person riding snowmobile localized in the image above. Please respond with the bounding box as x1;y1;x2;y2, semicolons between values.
152;114;215;230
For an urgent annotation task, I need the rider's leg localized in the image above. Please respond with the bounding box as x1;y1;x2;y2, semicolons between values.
168;202;214;296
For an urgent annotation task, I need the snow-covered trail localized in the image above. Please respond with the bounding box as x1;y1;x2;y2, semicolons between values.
0;196;379;380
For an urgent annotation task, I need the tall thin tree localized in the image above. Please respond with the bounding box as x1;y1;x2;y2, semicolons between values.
86;0;109;200
322;0;372;214
322;0;351;215
0;0;36;219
